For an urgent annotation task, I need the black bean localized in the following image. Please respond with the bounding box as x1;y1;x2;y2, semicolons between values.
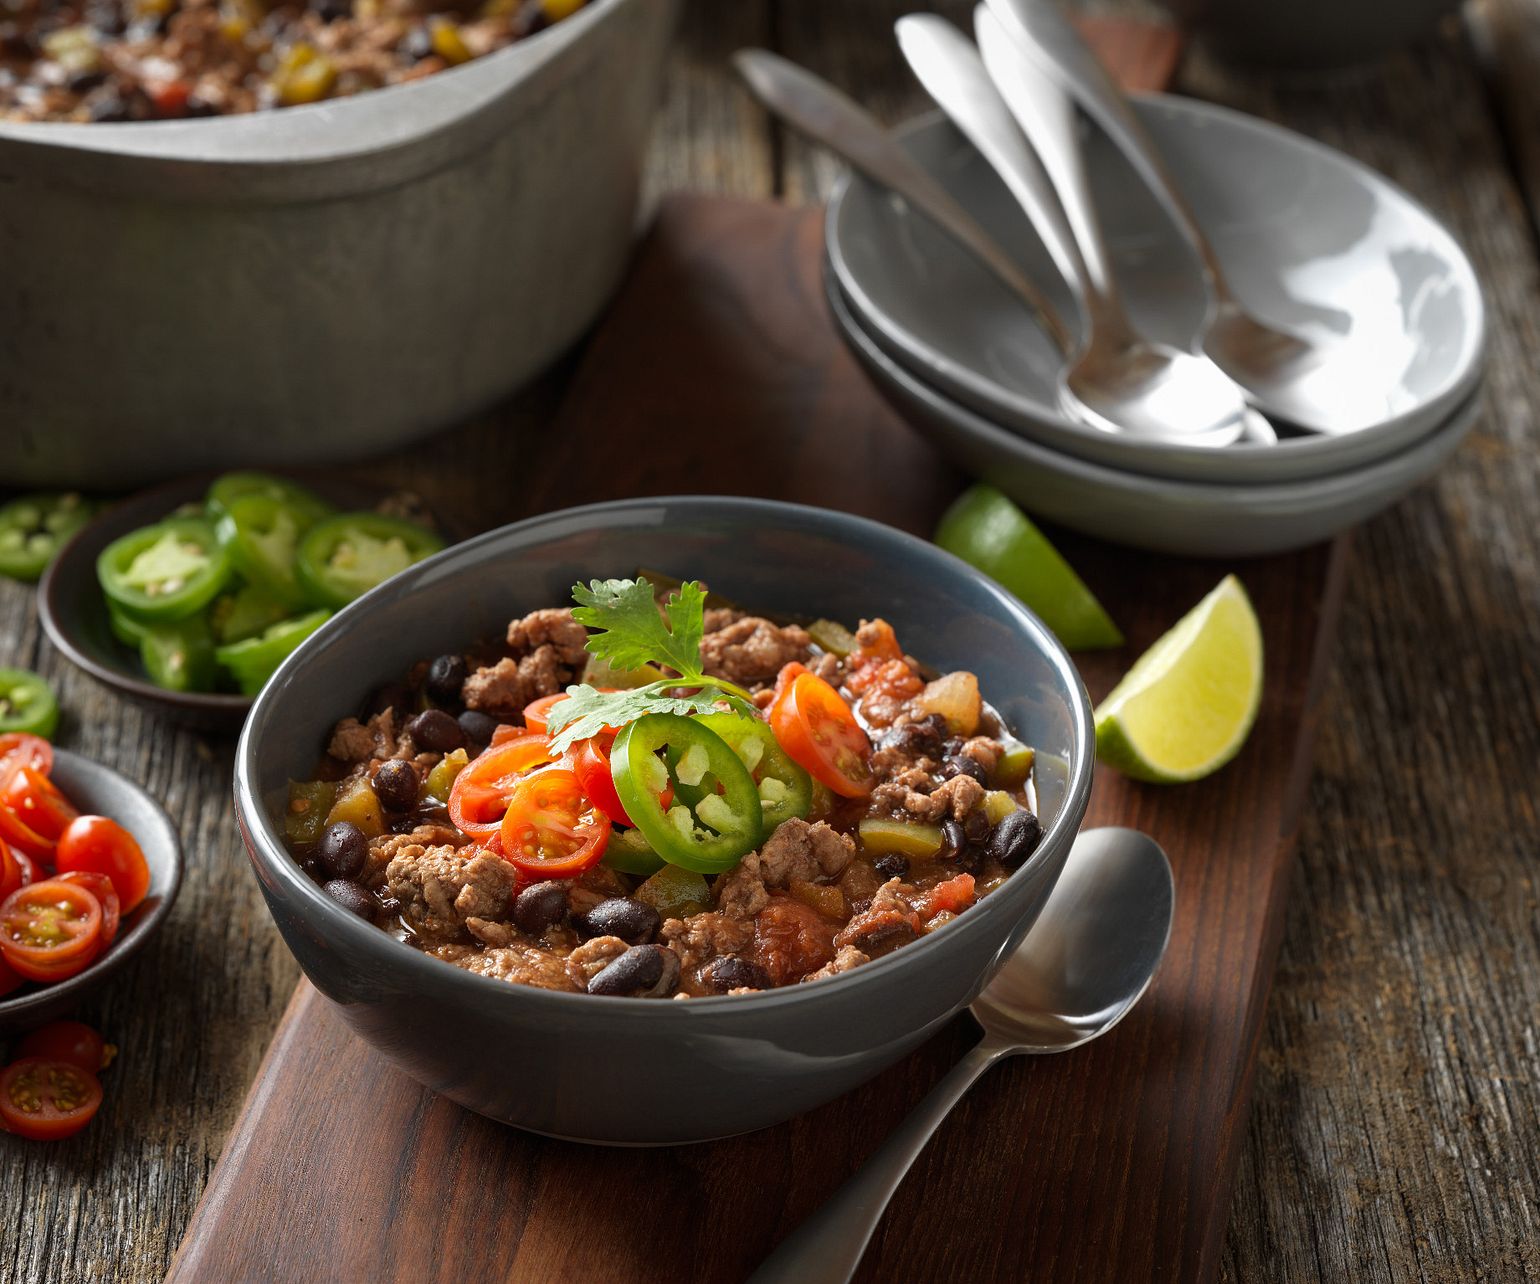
309;0;351;20
987;810;1043;870
323;879;375;920
87;93;133;123
365;681;412;719
935;819;966;863
942;737;966;757
399;24;434;59
878;714;947;759
512;881;569;934
457;710;498;749
587;945;679;997
66;69;107;93
425;653;469;705
961;808;991;844
317;821;367;879
942;754;988;785
86;3;125;34
371;759;419;813
702;956;773;993
872;853;909;881
577;897;661;946
183;94;220;118
406;708;463;753
0;23;34;57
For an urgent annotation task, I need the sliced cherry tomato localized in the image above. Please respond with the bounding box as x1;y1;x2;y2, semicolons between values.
522;689;620;738
0;880;103;983
447;733;556;838
0;834;20;902
570;738;634;827
0;733;52;782
497;765;610;878
14;850;39;886
0;1057;103;1140
54;816;150;914
0;794;55;863
3;766;80;844
18;1021;109;1073
54;871;120;944
0;953;21;998
769;668;874;799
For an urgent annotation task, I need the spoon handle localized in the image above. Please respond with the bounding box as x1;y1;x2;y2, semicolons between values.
981;0;1230;295
746;1037;1009;1284
732;48;1074;356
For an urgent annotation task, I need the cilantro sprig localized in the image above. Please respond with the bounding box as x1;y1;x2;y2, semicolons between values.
544;577;757;752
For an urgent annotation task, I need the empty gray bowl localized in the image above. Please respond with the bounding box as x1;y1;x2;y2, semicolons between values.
0;750;183;1034
829;272;1479;559
827;103;1483;484
234;497;1095;1144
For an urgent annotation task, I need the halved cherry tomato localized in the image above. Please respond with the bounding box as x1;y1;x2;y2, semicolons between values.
570;738;634;826
447;733;557;838
0;880;103;983
522;689;620;738
13;850;38;886
0;733;52;783
18;1021;109;1073
769;668;874;799
54;816;149;914
3;766;80;844
54;871;120;944
0;1057;103;1140
497;765;610;878
0;834;20;902
0;792;55;862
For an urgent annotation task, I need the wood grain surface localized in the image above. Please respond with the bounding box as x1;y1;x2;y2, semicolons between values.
1;2;1537;1282
166;195;1346;1284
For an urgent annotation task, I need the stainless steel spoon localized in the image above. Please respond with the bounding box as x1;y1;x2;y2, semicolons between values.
732;49;1241;446
747;826;1175;1284
898;13;1268;446
985;0;1364;436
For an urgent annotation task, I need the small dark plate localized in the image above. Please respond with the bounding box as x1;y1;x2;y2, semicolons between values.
38;472;446;733
0;749;183;1034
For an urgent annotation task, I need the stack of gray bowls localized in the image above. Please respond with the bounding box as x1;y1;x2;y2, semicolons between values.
824;100;1485;558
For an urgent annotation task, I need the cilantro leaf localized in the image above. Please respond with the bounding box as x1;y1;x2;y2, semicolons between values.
570;578;707;678
545;683;745;754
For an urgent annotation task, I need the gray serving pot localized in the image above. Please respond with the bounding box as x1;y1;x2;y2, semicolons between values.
234;497;1095;1144
0;0;678;488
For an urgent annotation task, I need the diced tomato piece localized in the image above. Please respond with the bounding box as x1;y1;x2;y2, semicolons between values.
917;873;976;920
749;894;837;985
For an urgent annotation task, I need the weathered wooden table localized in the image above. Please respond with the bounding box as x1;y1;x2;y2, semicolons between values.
3;2;1537;1281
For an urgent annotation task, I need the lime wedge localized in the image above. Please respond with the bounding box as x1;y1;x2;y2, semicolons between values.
1094;574;1263;783
935;485;1122;650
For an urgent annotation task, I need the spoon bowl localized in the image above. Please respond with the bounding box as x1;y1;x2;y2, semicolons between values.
748;826;1174;1283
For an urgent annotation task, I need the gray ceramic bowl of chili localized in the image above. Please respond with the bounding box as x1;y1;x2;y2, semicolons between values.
0;750;183;1034
233;497;1095;1144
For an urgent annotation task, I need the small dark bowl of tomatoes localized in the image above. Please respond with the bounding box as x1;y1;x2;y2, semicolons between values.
0;737;183;1033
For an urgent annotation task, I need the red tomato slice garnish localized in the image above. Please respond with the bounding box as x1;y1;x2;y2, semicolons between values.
0;1057;103;1140
18;1021;109;1073
522;689;620;738
769;669;875;799
570;737;634;827
55;816;149;915
0;880;104;983
53;871;120;944
0;734;52;783
447;733;557;838
497;765;611;878
0;834;20;903
3;766;80;845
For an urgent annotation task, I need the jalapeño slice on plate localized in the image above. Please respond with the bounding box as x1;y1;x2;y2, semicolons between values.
214;494;325;607
97;517;231;623
138;617;218;694
214;609;331;697
296;513;445;609
205;472;335;527
611;713;762;874
0;493;95;583
0;669;60;739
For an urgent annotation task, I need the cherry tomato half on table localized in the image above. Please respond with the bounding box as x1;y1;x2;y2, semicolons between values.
0;1057;103;1140
0;880;103;983
55;816;150;915
18;1021;112;1073
498;766;611;878
769;668;875;799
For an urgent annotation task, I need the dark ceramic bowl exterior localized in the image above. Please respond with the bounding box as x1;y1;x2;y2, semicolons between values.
234;498;1094;1144
0;751;184;1033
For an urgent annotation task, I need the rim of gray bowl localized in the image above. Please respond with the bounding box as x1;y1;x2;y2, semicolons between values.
235;495;1097;1015
0;749;184;1026
825;97;1486;468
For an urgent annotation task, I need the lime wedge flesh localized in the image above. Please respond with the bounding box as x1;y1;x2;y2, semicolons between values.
1094;574;1264;783
934;485;1122;650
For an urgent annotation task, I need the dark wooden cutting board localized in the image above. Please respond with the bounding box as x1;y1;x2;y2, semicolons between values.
168;38;1348;1284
